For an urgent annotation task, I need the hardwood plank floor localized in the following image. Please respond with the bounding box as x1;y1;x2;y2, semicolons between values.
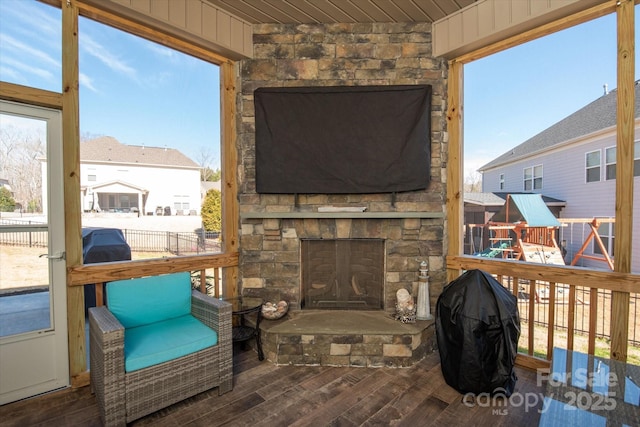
0;348;543;426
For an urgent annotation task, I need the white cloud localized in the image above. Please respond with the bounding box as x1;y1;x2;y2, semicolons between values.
81;34;137;80
79;73;98;93
0;34;60;69
1;57;54;81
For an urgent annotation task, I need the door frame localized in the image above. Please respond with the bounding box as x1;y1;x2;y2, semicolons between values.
0;100;69;404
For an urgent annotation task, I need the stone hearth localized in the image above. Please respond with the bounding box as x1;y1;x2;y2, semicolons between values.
258;311;436;367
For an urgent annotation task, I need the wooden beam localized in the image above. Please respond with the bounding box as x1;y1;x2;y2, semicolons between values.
68;252;239;286
455;1;616;65
76;1;233;67
0;82;62;109
221;62;239;298
446;256;639;293
445;59;463;284
610;0;635;362
61;0;86;386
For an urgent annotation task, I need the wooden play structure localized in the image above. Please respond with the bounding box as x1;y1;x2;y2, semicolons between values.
473;195;615;271
479;194;566;265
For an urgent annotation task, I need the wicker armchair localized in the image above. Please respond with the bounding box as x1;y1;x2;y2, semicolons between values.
89;273;232;426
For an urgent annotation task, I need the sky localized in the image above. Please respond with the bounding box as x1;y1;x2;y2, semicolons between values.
0;1;638;176
0;0;221;168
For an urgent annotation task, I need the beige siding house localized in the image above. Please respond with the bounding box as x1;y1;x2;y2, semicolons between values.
42;136;201;216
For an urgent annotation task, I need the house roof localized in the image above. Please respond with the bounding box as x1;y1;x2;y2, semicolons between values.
479;81;640;171
206;0;476;24
81;136;199;168
465;192;565;207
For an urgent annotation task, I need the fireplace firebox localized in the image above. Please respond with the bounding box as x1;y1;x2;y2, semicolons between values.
301;239;384;310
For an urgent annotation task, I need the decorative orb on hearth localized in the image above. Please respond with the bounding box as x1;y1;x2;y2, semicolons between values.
262;300;289;320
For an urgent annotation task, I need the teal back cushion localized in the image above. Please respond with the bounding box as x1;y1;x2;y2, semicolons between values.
106;271;192;328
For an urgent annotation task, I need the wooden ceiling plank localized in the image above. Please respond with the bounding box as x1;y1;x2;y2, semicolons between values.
392;0;433;21
371;0;413;22
307;0;359;23
247;0;306;22
349;0;395;21
326;0;378;22
211;0;280;23
261;0;327;23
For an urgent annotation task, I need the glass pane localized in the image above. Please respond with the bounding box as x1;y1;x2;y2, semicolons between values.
586;151;600;167
0;113;51;337
523;167;532;179
606;164;616;180
587;167;600;182
606;146;616;163
534;177;543;189
534;165;543;177
0;1;61;92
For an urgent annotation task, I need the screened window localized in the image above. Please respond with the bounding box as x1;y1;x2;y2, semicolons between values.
499;173;504;190
586;150;601;182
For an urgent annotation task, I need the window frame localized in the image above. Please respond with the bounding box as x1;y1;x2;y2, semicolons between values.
523;164;543;191
585;149;601;183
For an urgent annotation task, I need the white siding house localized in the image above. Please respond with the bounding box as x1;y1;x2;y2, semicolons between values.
479;82;640;273
42;136;201;216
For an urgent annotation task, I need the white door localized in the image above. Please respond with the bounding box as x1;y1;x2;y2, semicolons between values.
0;101;69;404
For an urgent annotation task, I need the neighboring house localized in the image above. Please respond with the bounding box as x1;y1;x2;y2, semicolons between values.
42;136;202;216
479;82;640;273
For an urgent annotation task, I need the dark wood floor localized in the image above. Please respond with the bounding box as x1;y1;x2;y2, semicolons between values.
0;348;543;426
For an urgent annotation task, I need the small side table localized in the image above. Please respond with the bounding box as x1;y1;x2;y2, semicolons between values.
223;296;264;361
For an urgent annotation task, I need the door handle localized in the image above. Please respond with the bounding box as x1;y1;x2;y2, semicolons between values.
39;252;66;260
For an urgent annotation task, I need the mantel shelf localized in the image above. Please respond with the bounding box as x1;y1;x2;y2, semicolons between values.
240;211;445;219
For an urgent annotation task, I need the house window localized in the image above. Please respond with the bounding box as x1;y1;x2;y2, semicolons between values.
499;173;504;190
586;150;601;182
599;143;639;180
605;147;616;180
88;174;97;181
523;165;542;191
593;222;615;257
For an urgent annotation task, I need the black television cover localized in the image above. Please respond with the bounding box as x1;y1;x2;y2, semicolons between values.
255;85;431;194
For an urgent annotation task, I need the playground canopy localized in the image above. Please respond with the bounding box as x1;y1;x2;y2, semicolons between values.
490;194;561;227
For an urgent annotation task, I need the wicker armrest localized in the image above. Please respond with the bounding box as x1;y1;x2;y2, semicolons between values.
88;306;126;425
191;291;232;343
191;291;233;394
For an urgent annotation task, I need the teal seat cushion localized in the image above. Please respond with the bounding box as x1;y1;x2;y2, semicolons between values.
106;271;192;328
124;314;218;372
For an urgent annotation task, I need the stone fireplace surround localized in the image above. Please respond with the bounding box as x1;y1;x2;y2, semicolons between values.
237;22;448;366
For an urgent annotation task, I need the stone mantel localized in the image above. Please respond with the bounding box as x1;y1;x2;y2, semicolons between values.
240;211;445;220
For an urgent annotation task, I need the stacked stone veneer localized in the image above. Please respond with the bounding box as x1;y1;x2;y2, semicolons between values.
236;22;448;365
259;321;438;368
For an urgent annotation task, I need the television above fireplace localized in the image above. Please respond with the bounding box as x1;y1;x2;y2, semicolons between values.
254;85;431;194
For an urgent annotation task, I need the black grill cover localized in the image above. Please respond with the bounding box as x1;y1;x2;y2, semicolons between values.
436;269;520;396
82;228;131;313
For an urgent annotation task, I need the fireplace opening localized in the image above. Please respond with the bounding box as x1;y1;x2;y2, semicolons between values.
301;239;384;310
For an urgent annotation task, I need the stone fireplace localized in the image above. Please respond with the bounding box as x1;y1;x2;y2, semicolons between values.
236;21;448;366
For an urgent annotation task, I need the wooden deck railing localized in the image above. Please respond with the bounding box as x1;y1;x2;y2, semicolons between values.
67;252;240;303
447;255;639;369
